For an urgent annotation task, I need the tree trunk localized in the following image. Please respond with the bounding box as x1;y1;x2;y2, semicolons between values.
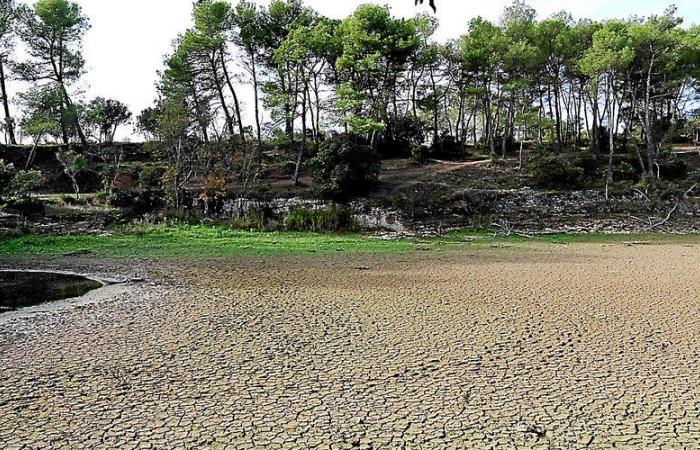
293;82;308;187
605;75;615;200
0;57;16;145
220;51;246;144
251;52;262;147
210;51;236;139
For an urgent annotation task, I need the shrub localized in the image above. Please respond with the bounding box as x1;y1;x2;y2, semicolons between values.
574;151;599;178
284;206;348;232
378;116;425;158
311;134;380;199
163;209;201;225
612;161;639;182
656;150;688;181
0;159;15;199
219;210;266;231
4;197;44;215
430;134;467;160
11;170;43;199
107;166;165;213
139;166;164;189
527;146;583;189
61;194;87;206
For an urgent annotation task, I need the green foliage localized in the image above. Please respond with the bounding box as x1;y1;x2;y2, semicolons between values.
221;210;266;231
163;210;201;225
527;146;583;189
335;5;421;134
15;0;90;145
0;159;15;199
84;97;131;144
656;150;689;181
311;134;380;198
17;86;64;142
108;166;165;213
55;149;88;197
10;169;43;199
136;107;161;140
574;151;599;178
0;159;43;203
284;206;348;232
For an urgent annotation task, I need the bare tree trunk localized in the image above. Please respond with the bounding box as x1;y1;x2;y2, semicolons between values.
220;51;246;144
210;52;236;139
250;53;262;147
0;57;15;145
293;81;308;187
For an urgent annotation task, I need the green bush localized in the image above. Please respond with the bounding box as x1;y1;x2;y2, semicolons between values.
613;161;639;182
0;159;15;200
657;156;688;181
107;166;165;213
311;134;380;199
527;147;583;189
139;166;164;189
284;206;349;232
378;116;425;158
11;170;43;199
216;210;266;231
60;194;88;206
163;209;201;225
574;151;599;178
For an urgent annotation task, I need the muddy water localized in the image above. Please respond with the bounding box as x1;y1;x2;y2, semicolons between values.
0;271;103;312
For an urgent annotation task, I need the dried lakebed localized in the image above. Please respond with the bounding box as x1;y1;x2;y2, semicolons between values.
1;241;700;448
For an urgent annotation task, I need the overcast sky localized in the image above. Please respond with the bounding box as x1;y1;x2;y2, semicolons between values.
15;0;700;140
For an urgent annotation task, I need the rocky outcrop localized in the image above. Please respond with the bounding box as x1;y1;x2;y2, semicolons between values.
204;188;700;235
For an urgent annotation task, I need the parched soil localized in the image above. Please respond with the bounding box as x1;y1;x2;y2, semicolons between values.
2;242;700;448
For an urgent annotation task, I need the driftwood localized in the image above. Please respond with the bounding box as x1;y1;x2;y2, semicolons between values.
492;220;534;239
630;184;697;232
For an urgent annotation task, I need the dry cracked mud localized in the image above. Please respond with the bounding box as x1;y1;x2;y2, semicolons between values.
1;241;700;449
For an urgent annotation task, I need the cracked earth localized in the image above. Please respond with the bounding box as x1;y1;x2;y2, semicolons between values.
1;241;700;449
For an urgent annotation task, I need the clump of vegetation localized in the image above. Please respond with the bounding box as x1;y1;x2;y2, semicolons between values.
284;206;349;232
311;134;380;199
163;210;201;225
219;210;266;231
0;159;43;206
55;149;88;199
105;166;165;214
526;147;584;189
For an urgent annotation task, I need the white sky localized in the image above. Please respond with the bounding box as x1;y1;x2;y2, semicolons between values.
13;0;700;140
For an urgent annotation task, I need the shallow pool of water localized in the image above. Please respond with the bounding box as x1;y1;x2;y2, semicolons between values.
0;271;103;313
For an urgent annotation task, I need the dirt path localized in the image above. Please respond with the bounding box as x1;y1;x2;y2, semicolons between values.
2;242;700;448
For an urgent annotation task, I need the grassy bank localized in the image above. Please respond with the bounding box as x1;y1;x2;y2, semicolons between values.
0;225;698;259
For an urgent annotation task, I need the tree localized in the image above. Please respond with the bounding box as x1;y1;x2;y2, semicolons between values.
55;148;87;198
231;1;266;146
580;21;634;197
275;18;334;184
15;0;90;148
259;0;314;142
136;106;162;141
184;0;244;142
311;134;379;198
335;5;421;150
628;8;691;180
17;85;63;168
0;0;17;144
84;97;131;144
158;95;202;209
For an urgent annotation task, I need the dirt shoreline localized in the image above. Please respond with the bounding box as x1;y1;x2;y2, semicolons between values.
2;243;700;448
